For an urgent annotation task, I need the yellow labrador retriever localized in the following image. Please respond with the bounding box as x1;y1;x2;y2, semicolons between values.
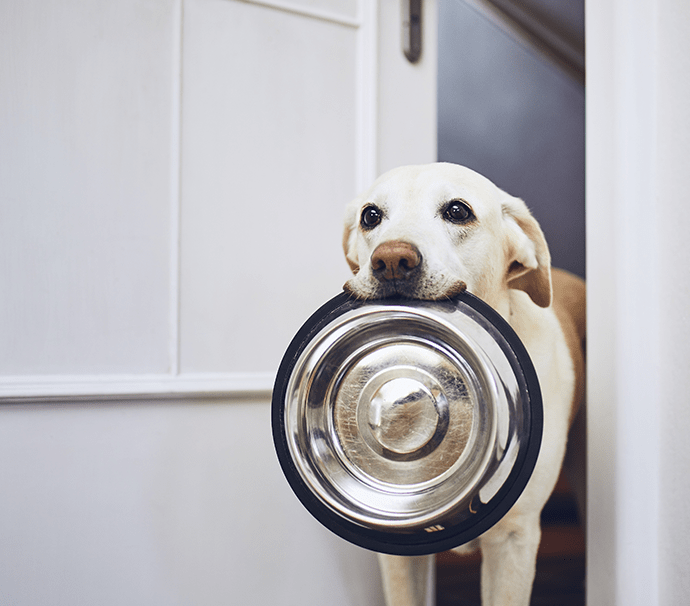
342;163;585;606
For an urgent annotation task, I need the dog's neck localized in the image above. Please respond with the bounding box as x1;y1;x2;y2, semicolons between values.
492;294;513;325
469;283;513;324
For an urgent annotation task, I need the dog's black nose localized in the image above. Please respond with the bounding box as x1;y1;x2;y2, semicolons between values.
371;241;422;281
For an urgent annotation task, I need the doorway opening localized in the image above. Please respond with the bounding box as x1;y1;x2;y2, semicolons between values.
436;1;585;604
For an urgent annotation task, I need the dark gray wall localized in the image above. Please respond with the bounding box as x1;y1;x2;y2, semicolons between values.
437;0;585;277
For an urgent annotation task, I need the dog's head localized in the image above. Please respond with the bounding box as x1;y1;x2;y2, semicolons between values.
342;163;552;308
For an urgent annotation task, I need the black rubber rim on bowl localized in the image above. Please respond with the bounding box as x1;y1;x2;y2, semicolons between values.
271;291;543;556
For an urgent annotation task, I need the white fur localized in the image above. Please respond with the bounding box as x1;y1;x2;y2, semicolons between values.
342;163;584;606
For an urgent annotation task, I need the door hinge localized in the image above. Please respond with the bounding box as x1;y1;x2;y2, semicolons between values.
402;0;422;63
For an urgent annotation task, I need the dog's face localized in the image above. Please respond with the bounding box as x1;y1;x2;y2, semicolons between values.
343;163;552;308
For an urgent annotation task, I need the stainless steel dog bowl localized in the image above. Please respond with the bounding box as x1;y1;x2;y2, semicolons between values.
272;292;542;556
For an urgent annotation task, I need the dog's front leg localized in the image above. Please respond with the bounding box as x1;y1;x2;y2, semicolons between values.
378;553;433;606
479;514;541;606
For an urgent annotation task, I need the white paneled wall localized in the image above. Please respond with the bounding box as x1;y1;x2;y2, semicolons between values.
0;0;179;376
0;1;437;604
0;0;439;398
0;399;385;605
178;0;359;375
0;0;366;393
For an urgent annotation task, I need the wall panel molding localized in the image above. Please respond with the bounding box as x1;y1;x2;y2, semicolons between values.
241;0;360;27
0;372;274;403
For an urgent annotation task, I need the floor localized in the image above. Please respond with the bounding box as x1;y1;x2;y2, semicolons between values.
436;474;585;606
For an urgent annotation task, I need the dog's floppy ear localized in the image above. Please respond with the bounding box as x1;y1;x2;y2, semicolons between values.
342;202;360;274
502;196;552;308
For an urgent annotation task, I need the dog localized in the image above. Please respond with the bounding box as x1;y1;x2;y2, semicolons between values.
341;163;585;606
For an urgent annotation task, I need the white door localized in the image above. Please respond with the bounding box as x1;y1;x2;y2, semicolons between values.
0;1;436;605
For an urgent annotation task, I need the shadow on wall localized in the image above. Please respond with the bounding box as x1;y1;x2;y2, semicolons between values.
438;0;585;278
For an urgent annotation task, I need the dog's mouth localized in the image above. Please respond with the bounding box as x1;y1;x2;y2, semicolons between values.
343;277;467;301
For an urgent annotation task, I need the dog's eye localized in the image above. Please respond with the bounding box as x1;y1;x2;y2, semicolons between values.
360;205;383;229
443;200;474;224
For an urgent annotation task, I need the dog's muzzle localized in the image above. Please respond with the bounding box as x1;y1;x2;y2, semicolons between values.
272;292;543;556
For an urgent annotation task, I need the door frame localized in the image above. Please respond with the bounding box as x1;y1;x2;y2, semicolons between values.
586;0;690;603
